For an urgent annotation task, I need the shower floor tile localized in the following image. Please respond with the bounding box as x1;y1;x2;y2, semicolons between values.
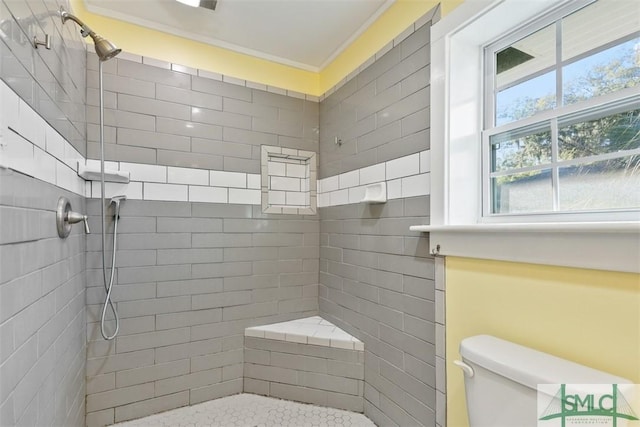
112;393;376;427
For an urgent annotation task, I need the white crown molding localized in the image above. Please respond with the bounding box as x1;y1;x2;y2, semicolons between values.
84;3;322;72
318;0;396;70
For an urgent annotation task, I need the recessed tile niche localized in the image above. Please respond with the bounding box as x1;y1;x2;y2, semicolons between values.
261;145;317;215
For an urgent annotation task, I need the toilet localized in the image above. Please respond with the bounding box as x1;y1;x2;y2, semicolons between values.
456;335;633;427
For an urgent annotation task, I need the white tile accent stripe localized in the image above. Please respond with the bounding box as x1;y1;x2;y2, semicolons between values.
210;171;247;188
317;150;431;208
339;170;359;189
0;80;87;197
229;188;261;205
1;79;428;207
360;163;385;185
247;174;261;189
0;79;264;205
102;164;261;204
386;153;420;180
144;183;188;202
168;166;209;185
189;186;228;204
121;162;167;183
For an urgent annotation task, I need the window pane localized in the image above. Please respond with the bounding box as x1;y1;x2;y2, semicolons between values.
491;128;552;172
562;0;639;62
558;156;640;211
492;170;553;214
496;71;556;126
559;108;640;160
485;1;640;217
496;24;556;88
563;38;640;106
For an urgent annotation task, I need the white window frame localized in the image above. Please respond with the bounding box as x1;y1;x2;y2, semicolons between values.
482;95;640;223
481;1;640;221
413;0;640;273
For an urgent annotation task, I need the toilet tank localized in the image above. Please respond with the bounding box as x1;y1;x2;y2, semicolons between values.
459;335;632;427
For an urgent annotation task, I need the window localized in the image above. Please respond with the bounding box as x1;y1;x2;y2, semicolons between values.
483;0;640;219
424;0;639;273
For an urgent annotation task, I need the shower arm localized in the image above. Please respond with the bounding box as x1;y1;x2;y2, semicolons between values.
59;8;95;39
59;7;121;62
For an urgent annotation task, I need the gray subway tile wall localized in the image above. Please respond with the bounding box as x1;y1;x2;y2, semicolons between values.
86;53;319;174
1;2;436;426
319;200;435;427
319;23;431;178
244;336;365;412
0;169;86;427
0;0;86;155
0;0;87;426
318;21;435;427
85;201;320;425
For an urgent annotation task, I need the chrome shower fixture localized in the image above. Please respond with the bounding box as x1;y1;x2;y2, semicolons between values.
59;7;121;61
110;195;126;216
110;194;127;207
100;194;126;341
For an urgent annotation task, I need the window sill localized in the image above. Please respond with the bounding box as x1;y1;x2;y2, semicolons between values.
410;221;639;233
410;222;640;273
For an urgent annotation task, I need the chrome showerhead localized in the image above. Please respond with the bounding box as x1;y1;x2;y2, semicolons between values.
92;34;121;62
60;7;121;61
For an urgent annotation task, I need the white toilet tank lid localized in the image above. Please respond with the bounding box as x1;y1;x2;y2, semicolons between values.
460;335;632;390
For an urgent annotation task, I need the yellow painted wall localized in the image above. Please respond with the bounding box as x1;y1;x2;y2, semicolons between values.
446;257;640;427
320;0;443;92
68;0;319;94
70;0;464;96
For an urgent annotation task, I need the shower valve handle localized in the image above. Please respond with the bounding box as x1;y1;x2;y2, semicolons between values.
56;197;90;238
67;211;91;234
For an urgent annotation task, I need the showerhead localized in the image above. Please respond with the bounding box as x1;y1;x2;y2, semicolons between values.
60;7;121;61
92;34;121;62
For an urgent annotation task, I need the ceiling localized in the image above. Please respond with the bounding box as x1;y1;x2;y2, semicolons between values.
84;0;395;72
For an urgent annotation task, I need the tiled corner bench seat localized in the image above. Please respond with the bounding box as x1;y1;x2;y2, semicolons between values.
243;316;365;412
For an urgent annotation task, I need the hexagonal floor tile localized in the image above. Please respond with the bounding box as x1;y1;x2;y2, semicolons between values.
112;393;376;427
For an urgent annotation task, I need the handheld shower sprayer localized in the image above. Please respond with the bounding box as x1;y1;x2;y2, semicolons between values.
59;7;121;61
99;195;127;341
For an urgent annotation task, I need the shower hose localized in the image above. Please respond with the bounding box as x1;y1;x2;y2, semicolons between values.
98;58;120;341
100;197;120;340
